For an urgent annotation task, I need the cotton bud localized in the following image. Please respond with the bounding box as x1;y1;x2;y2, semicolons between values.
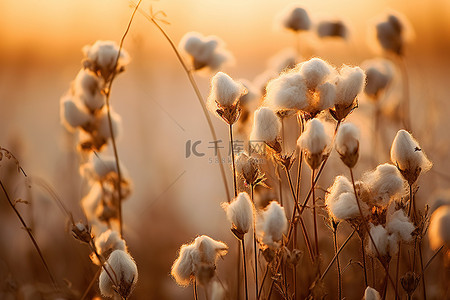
222;192;254;239
299;58;334;90
364;286;381;300
297;119;330;170
400;272;420;297
207;72;246;125
362;58;394;99
335;123;360;168
325;176;362;221
73;69;105;112
171;235;228;286
265;71;308;112
60;96;92;132
82;40;130;80
97;107;122;142
428;205;450;250
277;5;311;32
386;209;414;242
362;163;405;206
332;65;365;121
250;107;281;153
179;32;233;72
71;222;92;244
317;20;348;39
235;152;259;186
99;250;138;299
374;12;412;56
390;130;432;185
257;201;288;247
95;230;127;258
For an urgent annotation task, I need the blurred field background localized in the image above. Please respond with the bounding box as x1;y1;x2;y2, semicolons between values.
1;0;450;299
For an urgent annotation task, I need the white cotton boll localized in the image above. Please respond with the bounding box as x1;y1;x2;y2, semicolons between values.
299;58;334;90
428;206;450;250
81;182;102;220
277;5;311;32
325;176;362;220
268;48;298;73
73;69;104;111
335;65;365;107
193;235;228;265
250;107;281;144
257;201;288;247
210;281;226;300
80;154;128;183
223;192;254;234
97;107;122;141
207;72;246;109
386;209;414;242
315;82;336;111
362;58;394;98
363;163;405;206
364;286;381;300
83;40;130;76
179;32;232;72
265;72;308;111
317;20;348;39
171;244;196;286
99;250;138;298
60;96;92;131
390;130;432;184
367;224;389;257
298;119;330;155
336;123;360;155
95;229;127;257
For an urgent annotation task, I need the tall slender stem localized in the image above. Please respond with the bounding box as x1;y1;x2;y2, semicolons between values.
242;238;249;300
395;243;401;300
257;264;270;300
333;228;342;300
229;124;238;197
418;242;427;300
193;278;199;300
397;55;411;132
104;0;142;238
80;267;102;300
312;168;319;257
0;180;58;289
321;229;356;280
360;236;368;287
134;4;231;203
251;185;258;299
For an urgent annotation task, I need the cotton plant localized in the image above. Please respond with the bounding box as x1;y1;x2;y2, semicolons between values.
256;201;288;253
276;4;311;33
171;235;228;290
249;107;282;154
316;19;348;40
179;32;233;73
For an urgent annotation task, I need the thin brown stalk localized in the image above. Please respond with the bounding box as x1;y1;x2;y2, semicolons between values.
397;55;411;132
104;0;143;239
311;168;319;257
360;235;368;287
423;244;444;272
229;124;238;197
251;185;259;299
242;238;249;300
418;242;427;300
349;168;399;298
394;243;401;300
321;229;356;280
133;2;231;203
0;180;58;289
332;228;342;300
257;264;270;300
193;278;199;300
80;267;102;300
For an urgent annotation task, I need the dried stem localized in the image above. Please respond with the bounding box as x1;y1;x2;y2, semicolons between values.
311;168;319;257
0;180;58;289
251;185;259;299
80;267;102;300
394;243;401;300
242;238;249;300
360;235;368;287
332;227;342;300
104;0;142;239
321;229;356;280
229;124;237;197
418;242;427;300
257;264;270;300
133;3;231;203
193;278;199;300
